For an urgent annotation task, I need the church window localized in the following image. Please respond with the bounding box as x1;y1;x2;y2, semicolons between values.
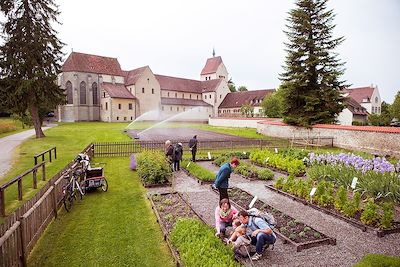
92;82;98;105
142;87;145;93
66;81;73;104
106;102;108;110
80;81;87;104
152;88;154;94
175;93;177;98
168;92;170;97
170;107;172;111
118;104;121;110
204;95;207;99
129;103;133;110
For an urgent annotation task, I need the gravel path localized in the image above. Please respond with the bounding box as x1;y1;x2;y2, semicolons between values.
147;162;400;267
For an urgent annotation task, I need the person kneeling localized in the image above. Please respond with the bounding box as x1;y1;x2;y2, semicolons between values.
238;210;276;261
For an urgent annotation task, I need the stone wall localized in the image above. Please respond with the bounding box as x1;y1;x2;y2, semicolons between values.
209;117;279;128
257;121;400;157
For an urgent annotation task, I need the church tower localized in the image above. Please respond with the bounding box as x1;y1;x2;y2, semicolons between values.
200;49;229;82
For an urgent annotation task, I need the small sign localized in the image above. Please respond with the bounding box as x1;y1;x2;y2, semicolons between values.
351;177;358;189
265;157;270;163
249;196;258;209
310;187;317;196
186;162;191;168
243;151;247;155
208;152;212;160
275;148;278;154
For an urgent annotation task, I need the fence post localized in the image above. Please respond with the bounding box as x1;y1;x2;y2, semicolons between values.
54;147;57;159
18;179;23;200
49;150;52;163
42;163;46;181
34;156;37;166
32;169;37;189
19;216;27;267
51;185;58;219
0;188;5;217
42;154;45;162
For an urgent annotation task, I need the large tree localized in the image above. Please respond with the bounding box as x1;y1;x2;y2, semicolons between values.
280;0;347;127
0;0;65;138
390;91;400;120
261;89;284;118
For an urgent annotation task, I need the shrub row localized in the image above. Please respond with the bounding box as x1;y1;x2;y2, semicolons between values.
136;150;172;185
182;160;215;181
214;156;274;180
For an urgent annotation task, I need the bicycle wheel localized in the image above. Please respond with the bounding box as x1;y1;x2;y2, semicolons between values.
63;192;74;212
101;178;108;192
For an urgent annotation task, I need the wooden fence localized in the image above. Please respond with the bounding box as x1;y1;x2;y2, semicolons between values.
0;144;93;267
34;147;57;165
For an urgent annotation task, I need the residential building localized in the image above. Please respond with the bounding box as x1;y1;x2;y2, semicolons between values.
343;85;382;114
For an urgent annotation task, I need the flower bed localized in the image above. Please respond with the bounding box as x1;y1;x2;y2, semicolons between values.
182;160;215;184
149;192;239;266
136;150;172;187
249;149;306;176
269;176;400;237
223;187;335;252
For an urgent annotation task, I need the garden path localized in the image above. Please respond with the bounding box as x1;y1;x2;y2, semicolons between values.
148;161;400;267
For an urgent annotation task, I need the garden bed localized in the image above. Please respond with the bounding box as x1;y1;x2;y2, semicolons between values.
142;180;172;188
217;187;336;252
265;185;400;237
252;162;304;177
182;168;215;185
181;160;215;185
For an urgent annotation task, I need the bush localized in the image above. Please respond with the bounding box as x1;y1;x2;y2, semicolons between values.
360;199;381;226
353;254;400;267
379;202;394;230
334;186;347;211
275;177;284;189
170;218;240;267
137;150;172;185
257;168;274;180
213;156;229;167
182;160;215;181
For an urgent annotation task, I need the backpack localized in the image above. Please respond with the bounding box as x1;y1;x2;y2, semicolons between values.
233;235;252;258
247;208;276;229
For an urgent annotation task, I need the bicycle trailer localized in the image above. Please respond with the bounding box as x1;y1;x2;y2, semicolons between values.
83;167;108;191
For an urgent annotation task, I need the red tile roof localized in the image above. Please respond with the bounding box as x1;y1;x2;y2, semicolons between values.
161;97;211;106
257;120;400;133
124;66;147;86
101;83;136;99
62;52;124;76
218;89;275;108
201;56;222;75
345;97;368;115
155;75;221;93
343;87;374;104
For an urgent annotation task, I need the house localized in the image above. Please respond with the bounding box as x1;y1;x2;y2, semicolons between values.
343;85;382;114
57;51;230;122
218;89;275;117
336;97;368;125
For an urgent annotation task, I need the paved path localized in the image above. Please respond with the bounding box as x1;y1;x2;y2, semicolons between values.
0;125;56;180
148;161;400;267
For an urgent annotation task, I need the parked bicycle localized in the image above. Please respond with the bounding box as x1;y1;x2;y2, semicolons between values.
62;168;85;212
76;153;108;192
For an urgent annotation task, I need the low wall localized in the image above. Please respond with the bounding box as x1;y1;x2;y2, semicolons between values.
257;121;400;157
209;117;279;128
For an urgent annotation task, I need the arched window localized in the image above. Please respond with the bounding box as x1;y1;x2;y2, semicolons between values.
80;81;86;104
92;82;98;105
66;81;73;104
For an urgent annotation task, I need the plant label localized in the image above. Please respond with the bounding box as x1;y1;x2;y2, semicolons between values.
275;148;278;154
265;157;270;163
249;195;258;208
351;177;358;189
186;162;191;168
310;187;317;196
208;152;212;159
243;151;246;155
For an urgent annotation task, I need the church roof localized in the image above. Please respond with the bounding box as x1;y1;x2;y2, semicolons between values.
343;86;375;104
161;97;212;107
62;52;124;76
201;56;222;75
219;89;275;108
124;66;148;86
155;74;222;93
101;82;136;99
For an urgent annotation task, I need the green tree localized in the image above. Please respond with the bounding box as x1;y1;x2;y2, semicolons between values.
261;90;284;118
237;85;248;92
240;104;254;117
368;101;392;126
228;78;236;92
390;91;400;120
0;0;65;138
280;0;346;127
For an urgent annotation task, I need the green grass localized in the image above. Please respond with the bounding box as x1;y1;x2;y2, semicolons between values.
353;254;400;267
28;157;175;267
0;122;132;216
0;117;32;138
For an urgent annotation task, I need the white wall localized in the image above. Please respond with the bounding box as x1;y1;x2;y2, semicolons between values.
336;108;353;125
209;117;268;128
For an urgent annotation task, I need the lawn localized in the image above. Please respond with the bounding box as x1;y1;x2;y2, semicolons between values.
28;157;175;267
0;117;32;138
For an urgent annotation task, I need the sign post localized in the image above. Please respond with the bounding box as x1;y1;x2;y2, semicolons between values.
310;187;317;204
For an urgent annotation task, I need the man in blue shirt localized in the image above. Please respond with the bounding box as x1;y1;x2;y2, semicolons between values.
238;210;276;261
214;157;239;200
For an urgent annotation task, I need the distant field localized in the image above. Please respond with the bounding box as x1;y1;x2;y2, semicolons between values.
0;117;31;138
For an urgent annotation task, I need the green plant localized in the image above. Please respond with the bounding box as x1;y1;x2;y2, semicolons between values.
334;186;347;211
287;220;297;227
257;168;274;180
379;202;394;230
157;205;165;212
360;198;381;226
289;233;297;240
182;160;215;181
163;199;173;206
283;175;295;193
279;227;289;235
152;194;161;202
313;232;321;238
214;156;229;166
137;150;172;185
299;231;306;238
303;226;311;232
275;177;284;189
164;214;174;223
353;254;400;267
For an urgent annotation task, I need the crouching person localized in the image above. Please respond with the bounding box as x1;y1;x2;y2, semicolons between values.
238;210;276;261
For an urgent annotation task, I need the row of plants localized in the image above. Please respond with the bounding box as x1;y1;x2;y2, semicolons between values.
136;150;172;185
249;149;306;176
307;153;400;203
274;176;396;230
170;218;240;267
214;156;274;180
181;160;215;182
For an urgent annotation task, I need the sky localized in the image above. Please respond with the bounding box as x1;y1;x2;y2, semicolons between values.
18;1;400;102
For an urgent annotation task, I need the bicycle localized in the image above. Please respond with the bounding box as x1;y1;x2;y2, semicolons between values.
62;168;86;212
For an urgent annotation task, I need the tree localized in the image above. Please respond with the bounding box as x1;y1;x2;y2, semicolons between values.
390;91;400;120
237;85;248;92
261;90;284;118
280;0;346;127
0;0;65;138
240;104;254;117
228;78;236;92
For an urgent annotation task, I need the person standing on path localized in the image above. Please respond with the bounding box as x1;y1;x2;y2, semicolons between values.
188;135;198;162
173;142;183;171
214;157;239;200
165;140;174;167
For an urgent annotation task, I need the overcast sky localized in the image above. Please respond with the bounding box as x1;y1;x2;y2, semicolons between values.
53;0;399;102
